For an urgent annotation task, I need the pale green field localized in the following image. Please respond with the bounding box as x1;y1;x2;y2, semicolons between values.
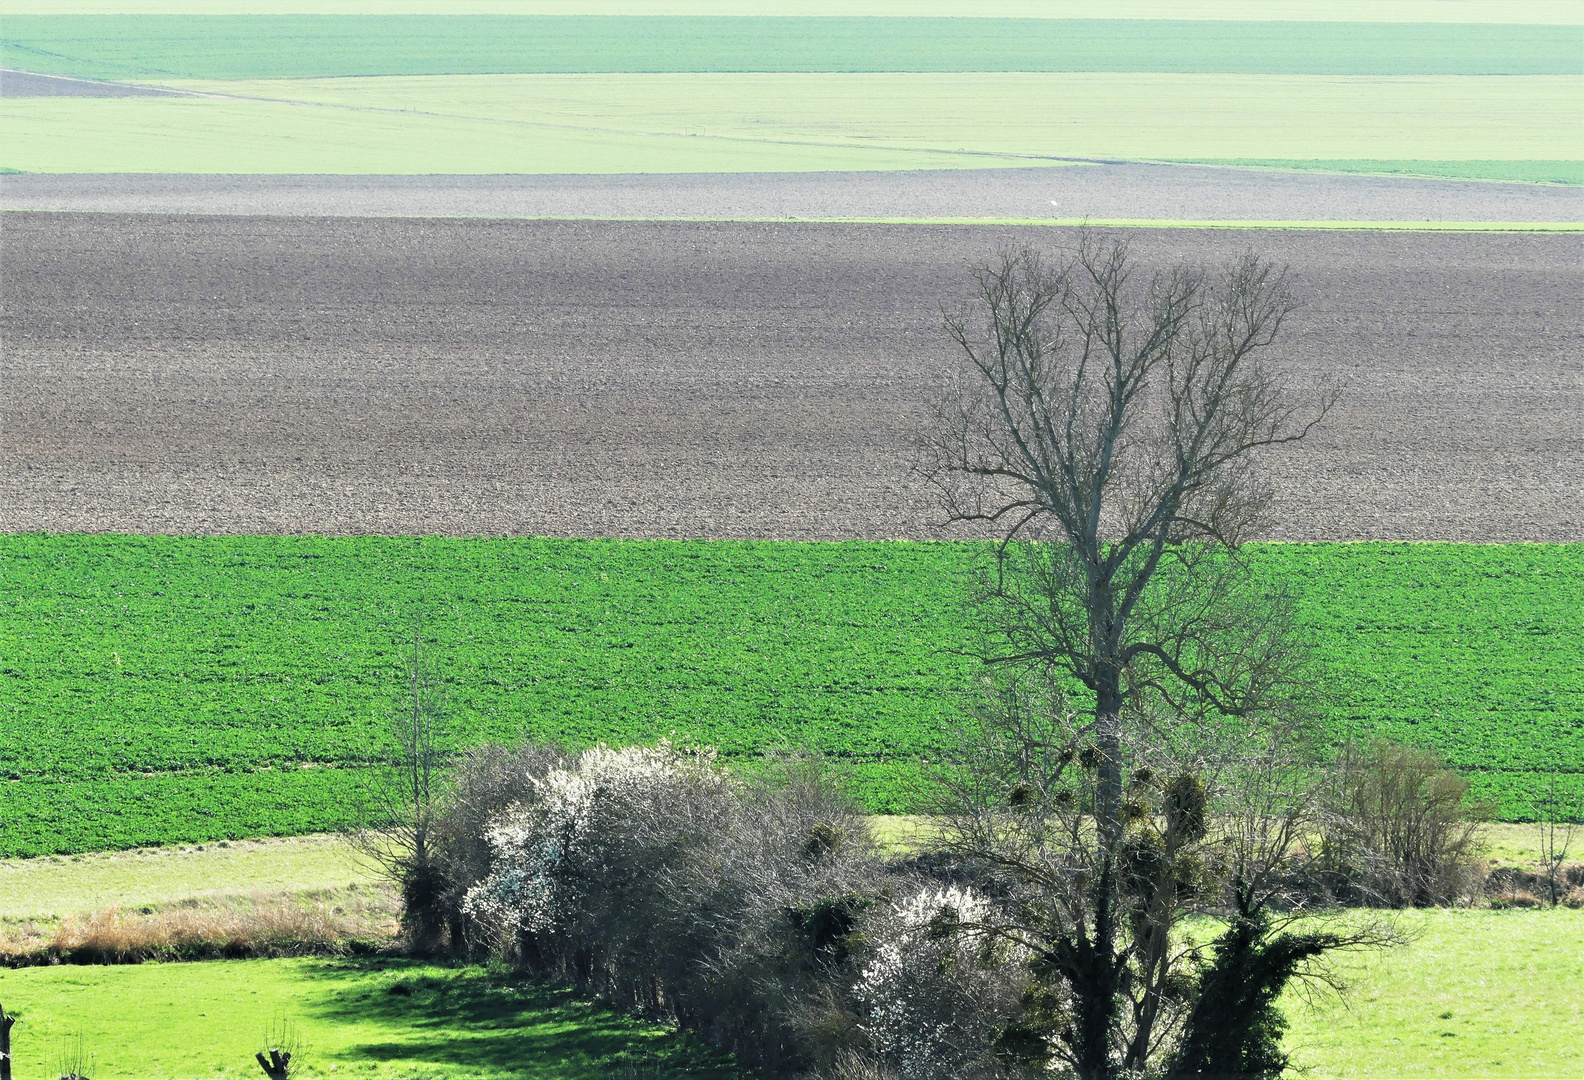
0;822;1551;920
1282;908;1584;1078
0;94;1006;173
4;72;1575;174
0;908;1574;1079
0;835;377;920
1;1;1576;21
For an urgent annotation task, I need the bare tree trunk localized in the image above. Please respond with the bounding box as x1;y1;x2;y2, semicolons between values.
1095;665;1125;849
0;1003;14;1080
256;1048;291;1079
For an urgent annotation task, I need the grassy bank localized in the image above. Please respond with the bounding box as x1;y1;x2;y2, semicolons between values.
0;827;1575;1077
1281;908;1584;1078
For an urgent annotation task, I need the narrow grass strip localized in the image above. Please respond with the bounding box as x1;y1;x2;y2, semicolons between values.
471;216;1584;232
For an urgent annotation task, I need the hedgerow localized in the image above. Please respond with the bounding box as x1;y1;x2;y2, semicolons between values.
0;535;1578;854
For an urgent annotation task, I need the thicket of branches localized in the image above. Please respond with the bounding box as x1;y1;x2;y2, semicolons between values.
353;235;1516;1079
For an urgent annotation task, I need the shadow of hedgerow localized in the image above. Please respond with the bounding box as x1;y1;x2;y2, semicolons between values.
297;958;747;1079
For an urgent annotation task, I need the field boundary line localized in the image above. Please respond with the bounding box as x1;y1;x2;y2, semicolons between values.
49;211;1554;232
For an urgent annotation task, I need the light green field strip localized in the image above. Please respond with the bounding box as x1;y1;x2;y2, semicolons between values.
1282;909;1584;1079
0;910;1574;1078
12;17;1572;80
3;1;1577;22
0;835;375;920
0;96;1012;173
0;823;1547;923
5;72;1575;174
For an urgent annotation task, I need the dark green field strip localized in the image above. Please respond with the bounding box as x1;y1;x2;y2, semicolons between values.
0;768;373;858
1187;159;1584;185
0;536;980;781
3;17;1578;81
1;536;1580;854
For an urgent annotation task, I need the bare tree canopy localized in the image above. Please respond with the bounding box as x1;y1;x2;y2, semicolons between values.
920;232;1336;841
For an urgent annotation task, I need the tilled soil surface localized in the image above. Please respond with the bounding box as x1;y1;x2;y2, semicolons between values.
3;213;1579;541
5;165;1582;222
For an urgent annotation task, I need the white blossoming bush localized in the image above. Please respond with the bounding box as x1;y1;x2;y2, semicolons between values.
443;739;908;1074
463;740;731;951
851;883;1027;1080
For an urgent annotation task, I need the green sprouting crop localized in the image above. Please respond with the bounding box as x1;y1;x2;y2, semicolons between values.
0;535;1578;854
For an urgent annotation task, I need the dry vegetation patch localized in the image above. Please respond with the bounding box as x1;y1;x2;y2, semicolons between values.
0;885;398;965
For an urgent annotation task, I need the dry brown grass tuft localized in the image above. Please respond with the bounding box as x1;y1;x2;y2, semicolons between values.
0;885;399;965
1489;888;1544;910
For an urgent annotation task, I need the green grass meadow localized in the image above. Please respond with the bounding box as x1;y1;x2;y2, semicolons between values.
1280;908;1584;1079
0;909;1574;1079
1;1;1578;19
0;958;748;1079
1;535;1579;854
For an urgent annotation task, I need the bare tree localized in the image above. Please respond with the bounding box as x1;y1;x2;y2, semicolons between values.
917;234;1356;1079
932;678;1395;1080
918;233;1334;847
1319;740;1488;907
1536;775;1579;907
356;615;452;952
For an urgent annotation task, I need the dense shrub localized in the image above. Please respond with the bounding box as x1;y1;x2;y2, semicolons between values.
422;736;1420;1078
849;883;1026;1080
1319;741;1488;906
454;741;905;1074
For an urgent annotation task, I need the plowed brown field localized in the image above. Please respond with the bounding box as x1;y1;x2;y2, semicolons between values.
3;213;1579;540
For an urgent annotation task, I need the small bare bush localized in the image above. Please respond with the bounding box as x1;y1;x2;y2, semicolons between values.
1320;741;1488;906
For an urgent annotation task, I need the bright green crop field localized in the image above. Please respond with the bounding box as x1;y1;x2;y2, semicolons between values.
0;535;1579;855
5;16;1576;80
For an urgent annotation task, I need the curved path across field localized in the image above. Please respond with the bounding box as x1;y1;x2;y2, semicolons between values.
2;212;1579;541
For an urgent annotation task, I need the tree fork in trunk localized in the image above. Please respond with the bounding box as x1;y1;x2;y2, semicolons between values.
256;1048;291;1079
